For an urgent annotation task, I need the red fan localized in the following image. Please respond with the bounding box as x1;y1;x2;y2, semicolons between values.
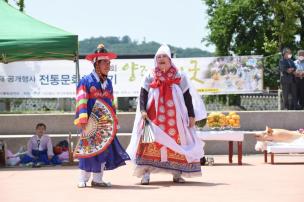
74;99;118;158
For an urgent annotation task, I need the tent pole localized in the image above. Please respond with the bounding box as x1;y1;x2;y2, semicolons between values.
75;54;80;83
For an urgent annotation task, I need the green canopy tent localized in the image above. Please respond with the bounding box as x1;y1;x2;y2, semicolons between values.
0;0;80;80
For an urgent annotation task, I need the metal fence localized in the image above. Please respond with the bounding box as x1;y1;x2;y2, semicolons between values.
0;90;285;113
205;90;282;111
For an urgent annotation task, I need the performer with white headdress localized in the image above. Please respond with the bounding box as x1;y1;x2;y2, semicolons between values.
74;44;130;188
127;44;207;185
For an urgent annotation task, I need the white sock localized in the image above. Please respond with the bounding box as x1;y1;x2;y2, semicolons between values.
92;172;102;183
79;170;91;183
143;171;150;179
92;162;106;183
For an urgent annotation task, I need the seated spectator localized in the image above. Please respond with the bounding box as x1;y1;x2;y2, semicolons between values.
6;149;21;166
20;123;61;166
53;140;70;162
0;142;27;167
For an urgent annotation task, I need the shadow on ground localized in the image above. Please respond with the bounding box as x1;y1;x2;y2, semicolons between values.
204;163;253;166
136;181;229;187
0;165;78;171
90;184;160;190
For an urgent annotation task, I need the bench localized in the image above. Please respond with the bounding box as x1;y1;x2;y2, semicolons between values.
263;144;304;164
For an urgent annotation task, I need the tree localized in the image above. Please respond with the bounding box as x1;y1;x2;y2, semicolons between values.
121;35;132;44
79;35;213;57
5;0;25;12
264;0;301;54
202;0;304;89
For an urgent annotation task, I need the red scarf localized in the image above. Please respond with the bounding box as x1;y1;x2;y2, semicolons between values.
149;67;181;144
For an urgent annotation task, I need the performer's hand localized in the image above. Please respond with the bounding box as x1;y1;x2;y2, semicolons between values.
141;111;148;120
189;117;196;128
48;155;52;160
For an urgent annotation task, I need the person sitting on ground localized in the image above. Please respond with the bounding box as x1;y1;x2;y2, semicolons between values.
5;148;21;166
19;123;61;166
53;140;70;162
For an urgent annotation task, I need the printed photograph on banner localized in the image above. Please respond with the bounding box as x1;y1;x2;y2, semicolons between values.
175;56;263;94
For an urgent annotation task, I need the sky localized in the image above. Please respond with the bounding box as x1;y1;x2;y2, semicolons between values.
9;0;215;52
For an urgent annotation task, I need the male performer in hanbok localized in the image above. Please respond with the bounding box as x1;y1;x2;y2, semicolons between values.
127;44;207;185
19;123;61;166
74;44;130;188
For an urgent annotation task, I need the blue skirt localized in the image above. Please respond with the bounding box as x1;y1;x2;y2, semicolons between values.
79;137;130;173
20;150;61;165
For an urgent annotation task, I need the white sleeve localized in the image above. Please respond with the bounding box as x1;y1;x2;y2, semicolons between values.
141;72;154;91
178;72;190;93
180;72;207;121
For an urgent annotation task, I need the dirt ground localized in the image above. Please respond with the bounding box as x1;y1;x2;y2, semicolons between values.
1;154;304;202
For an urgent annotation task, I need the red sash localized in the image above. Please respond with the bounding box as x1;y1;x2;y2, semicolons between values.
88;90;113;100
88;85;114;100
148;67;181;148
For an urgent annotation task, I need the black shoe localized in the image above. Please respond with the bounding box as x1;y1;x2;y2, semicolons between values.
200;157;206;165
91;181;111;187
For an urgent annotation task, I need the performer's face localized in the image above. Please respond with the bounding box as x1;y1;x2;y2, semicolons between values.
156;54;171;72
96;59;111;76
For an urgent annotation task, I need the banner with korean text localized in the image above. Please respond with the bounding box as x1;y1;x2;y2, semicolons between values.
0;56;263;98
